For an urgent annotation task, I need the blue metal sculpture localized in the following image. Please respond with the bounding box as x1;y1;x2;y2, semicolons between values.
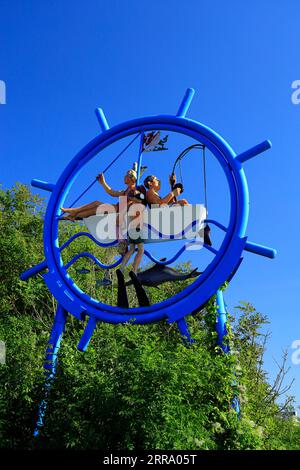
20;88;276;436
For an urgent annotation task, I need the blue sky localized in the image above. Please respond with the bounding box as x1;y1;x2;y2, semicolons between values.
1;0;300;406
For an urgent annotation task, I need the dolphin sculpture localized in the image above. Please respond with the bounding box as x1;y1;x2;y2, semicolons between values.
126;259;201;287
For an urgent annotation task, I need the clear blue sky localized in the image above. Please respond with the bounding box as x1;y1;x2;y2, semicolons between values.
1;0;299;407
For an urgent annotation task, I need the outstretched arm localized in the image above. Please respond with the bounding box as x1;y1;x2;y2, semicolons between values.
97;173;124;197
146;188;180;206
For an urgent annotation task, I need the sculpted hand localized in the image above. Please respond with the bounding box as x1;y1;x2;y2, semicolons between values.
97;173;105;185
169;174;176;186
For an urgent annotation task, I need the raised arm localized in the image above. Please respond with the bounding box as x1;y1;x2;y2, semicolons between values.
169;173;176;189
97;173;125;197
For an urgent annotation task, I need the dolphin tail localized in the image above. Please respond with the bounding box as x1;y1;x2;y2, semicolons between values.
129;271;150;307
185;268;202;279
116;269;129;309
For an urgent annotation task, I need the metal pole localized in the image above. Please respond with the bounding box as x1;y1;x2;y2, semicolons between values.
34;304;68;437
215;289;240;415
177;88;195;117
177;317;194;344
216;289;229;353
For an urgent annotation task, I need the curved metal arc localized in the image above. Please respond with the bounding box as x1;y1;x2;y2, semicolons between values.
59;231;118;251
205;219;228;232
64;238;217;273
143;240;203;265
59;220;202;251
143;219;199;240
65;252;122;270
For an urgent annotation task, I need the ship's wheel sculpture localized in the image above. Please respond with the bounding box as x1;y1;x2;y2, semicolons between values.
20;88;276;436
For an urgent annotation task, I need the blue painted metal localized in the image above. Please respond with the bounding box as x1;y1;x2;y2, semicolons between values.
205;220;276;259
21;88;276;434
177;317;195;344
205;219;227;232
60;231;118;252
143;240;203;265
202;243;218;255
40;114;251;324
65;252;122;270
21;87;276;328
95;107;110;132
215;289;229;353
77;316;97;351
236;140;271;163
215;289;241;415
244;241;277;259
44;305;67;372
31;179;55;192
227;257;244;283
59;219;202;258
232;395;241;415
63;240;215;274
177;88;195;117
34;304;67;437
20;260;48;281
143;219;199;239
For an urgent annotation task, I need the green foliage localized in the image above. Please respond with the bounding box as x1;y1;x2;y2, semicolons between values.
40;319;240;450
0;315;48;448
0;184;299;450
0;184;53;320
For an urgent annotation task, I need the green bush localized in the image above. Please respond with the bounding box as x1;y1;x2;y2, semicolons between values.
0;184;299;450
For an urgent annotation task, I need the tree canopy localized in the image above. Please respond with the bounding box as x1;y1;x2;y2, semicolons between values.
0;184;299;450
